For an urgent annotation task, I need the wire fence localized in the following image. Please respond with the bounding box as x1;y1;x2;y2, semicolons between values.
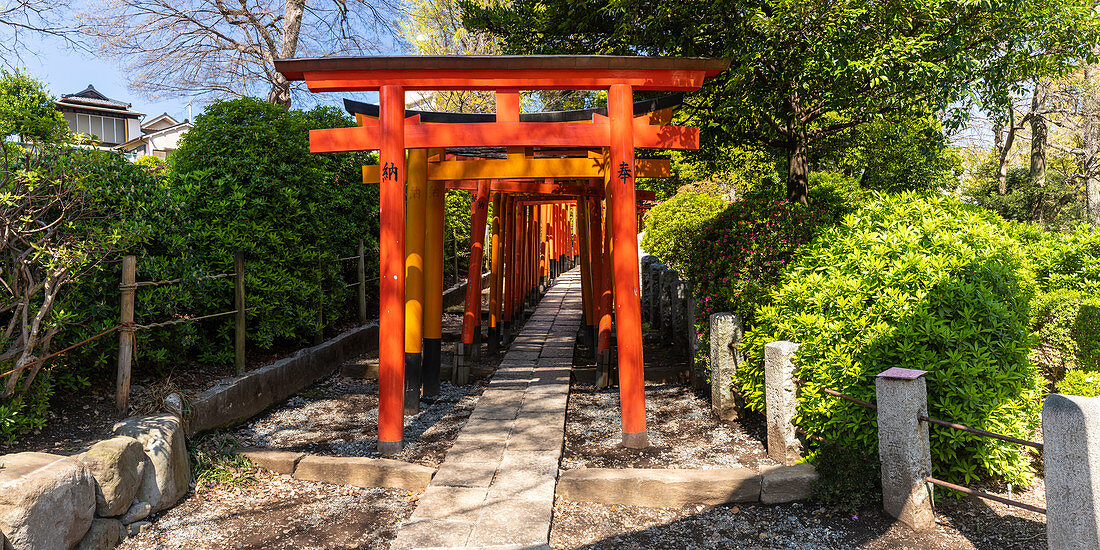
790;375;1045;515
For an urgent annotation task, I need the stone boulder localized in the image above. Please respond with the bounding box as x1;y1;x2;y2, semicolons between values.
112;414;190;513
0;452;95;550
79;437;145;517
74;518;121;550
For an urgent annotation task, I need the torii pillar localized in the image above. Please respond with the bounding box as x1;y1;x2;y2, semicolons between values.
378;84;406;454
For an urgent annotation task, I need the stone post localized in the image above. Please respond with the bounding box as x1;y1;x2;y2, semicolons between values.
876;367;934;531
659;269;677;344
764;341;801;465
650;263;666;329
641;255;657;323
709;312;743;421
671;279;686;350
1044;394;1100;549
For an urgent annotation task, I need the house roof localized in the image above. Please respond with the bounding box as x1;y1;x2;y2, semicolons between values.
56;85;143;118
118;120;192;150
142;112;179;130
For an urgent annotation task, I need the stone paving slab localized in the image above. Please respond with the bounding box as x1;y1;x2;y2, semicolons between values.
391;270;582;550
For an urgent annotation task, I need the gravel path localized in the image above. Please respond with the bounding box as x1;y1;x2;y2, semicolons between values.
119;470;415;550
550;498;1047;549
232;371;485;467
563;383;777;471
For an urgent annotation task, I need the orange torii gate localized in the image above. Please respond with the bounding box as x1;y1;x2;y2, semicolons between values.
275;55;728;453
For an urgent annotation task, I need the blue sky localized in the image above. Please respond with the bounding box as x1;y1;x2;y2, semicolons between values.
17;34;386;124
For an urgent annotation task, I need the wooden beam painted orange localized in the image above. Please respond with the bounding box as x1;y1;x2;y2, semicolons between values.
311;121;698;153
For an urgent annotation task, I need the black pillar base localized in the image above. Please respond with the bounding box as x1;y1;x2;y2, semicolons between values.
422;338;441;398
404;352;422;414
488;326;499;355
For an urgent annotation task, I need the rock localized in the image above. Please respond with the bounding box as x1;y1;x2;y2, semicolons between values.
126;521;151;537
292;455;433;490
163;393;183;417
79;436;146;517
119;501;151;524
760;463;818;504
555;467;761;508
112;414;190;513
0;452;96;550
1;529;10;550
237;449;305;475
75;518;122;550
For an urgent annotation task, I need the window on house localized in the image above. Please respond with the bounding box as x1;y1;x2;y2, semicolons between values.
71;113;127;144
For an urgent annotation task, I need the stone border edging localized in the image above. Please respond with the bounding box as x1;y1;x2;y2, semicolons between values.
239;449;433;491
555;463;817;508
442;271;492;309
187;323;379;436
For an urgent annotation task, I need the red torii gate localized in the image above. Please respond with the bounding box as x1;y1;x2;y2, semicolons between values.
275;55;728;453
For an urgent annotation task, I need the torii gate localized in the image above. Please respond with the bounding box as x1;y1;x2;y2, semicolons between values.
275;55;729;453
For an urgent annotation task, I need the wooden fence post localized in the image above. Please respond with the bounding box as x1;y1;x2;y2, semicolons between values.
116;255;136;413
357;239;367;323
235;251;246;374
315;257;324;346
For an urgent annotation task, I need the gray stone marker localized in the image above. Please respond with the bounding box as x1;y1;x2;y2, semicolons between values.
650;263;666;329
875;367;933;531
659;269;678;344
709;313;743;421
1044;393;1100;549
640;255;657;322
764;341;802;465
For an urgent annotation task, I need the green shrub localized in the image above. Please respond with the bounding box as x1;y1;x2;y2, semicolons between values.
641;192;727;270
1031;226;1100;294
963;167;1083;231
1031;289;1100;379
688;174;865;329
1057;369;1100;398
740;192;1040;485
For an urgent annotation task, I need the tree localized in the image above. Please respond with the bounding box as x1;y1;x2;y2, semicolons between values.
464;0;1100;204
0;0;85;66
400;0;500;113
0;72;120;397
81;0;401;108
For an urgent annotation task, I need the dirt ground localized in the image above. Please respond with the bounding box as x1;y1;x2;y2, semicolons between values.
118;470;415;550
553;327;1049;550
232;367;487;467
563;383;777;470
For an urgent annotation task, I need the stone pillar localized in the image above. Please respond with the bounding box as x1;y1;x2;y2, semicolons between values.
641;255;657;323
685;282;705;390
764;341;801;465
659;269;677;345
1044;394;1100;549
650;263;666;329
709;312;743;421
876;367;934;531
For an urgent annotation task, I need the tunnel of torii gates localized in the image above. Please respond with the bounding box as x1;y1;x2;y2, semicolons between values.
274;55;730;453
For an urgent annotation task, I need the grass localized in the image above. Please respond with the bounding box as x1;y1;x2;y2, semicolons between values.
189;432;258;490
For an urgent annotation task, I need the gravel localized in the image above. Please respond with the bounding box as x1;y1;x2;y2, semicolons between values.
563;383;778;471
232;369;486;467
118;470;415;550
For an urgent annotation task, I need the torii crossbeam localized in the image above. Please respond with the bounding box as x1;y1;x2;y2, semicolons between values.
275;55;729;454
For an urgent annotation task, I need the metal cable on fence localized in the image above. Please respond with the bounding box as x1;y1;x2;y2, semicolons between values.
924;476;1046;515
127;307;256;331
0;324;122;379
793;377;878;411
119;272;236;290
920;415;1043;451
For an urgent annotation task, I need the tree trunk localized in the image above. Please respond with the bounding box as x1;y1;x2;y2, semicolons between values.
266;0;306;108
997;110;1020;196
786;140;809;205
1085;67;1100;229
1030;82;1048;221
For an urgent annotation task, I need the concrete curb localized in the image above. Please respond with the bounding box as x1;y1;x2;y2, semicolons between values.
555;464;817;508
240;448;434;491
187;323;379;436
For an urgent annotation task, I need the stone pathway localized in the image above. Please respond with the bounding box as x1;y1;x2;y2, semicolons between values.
391;270;582;550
